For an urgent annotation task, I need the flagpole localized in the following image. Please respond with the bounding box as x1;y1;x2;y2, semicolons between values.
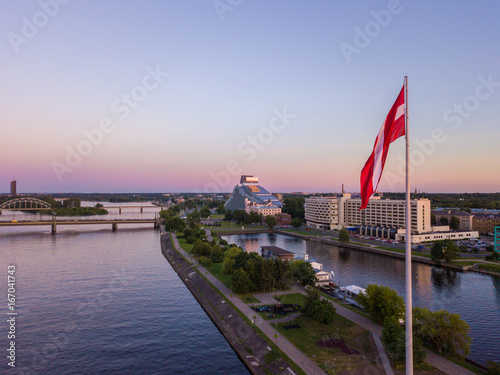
404;76;413;374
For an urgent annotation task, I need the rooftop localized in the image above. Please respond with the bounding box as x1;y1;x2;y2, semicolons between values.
261;246;294;255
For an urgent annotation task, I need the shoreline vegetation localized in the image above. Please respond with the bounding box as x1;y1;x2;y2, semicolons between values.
35;207;109;216
171;226;481;374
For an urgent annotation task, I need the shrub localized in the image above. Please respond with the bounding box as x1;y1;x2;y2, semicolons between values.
199;256;212;268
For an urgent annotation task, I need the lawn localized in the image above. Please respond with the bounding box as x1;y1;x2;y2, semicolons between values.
204;262;232;288
176;235;194;254
239;294;260;304
378;246;433;259
479;263;500;273
449;260;478;267
274;314;377;373
274;293;305;306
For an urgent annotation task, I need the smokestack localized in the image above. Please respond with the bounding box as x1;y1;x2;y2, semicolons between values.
342;184;345;195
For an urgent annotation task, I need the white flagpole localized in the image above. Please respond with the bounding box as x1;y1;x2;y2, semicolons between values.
404;76;413;374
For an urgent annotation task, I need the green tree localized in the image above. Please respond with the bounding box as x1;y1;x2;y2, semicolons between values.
261;258;275;291
291;217;302;229
232;210;249;225
200;206;211;218
449;216;460;230
265;215;277;229
244;255;263;291
356;284;405;325
439;216;449;226
291;260;316;286
431;212;436;226
222;246;242;274
382;316;426;367
210;244;224;263
431;240;459;262
339;227;350;242
414;307;471;358
283;197;305;219
487;361;500;375
231;268;251;294
272;258;292;290
216;203;225;215
303;289;336;331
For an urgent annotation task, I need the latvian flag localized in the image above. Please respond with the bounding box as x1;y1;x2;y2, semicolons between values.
360;85;405;210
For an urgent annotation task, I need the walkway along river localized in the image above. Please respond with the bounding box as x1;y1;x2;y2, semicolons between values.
222;232;500;367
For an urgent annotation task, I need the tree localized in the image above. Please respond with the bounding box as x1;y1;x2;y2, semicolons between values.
283;197;305;219
487;361;500;375
439;216;449;226
231;268;251;294
224;209;233;221
222;246;242;274
272;258;292;290
291;217;302;229
430;240;459;262
215;203;225;215
210;244;224;263
450;216;460;230
356;284;405;325
431;212;436;226
200;206;211;218
187;210;200;228
244;254;263;291
291;260;316;286
265;215;277;229
339;227;350;242
232;210;249;225
414;307;471;358
382;316;426;367
303;289;336;331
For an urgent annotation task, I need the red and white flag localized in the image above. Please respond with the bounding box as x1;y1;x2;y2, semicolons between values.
360;85;405;210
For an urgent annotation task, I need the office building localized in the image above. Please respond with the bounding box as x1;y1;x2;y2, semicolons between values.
432;209;473;231
10;180;16;196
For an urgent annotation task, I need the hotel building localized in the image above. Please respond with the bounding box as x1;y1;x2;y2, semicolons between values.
305;193;477;243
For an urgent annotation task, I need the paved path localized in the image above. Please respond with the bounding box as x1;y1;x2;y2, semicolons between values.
171;234;326;375
204;228;213;242
172;234;476;375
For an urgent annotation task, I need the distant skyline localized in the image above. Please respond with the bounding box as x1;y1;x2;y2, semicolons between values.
1;1;499;194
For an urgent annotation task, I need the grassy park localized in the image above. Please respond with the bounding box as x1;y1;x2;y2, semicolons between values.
274;311;377;373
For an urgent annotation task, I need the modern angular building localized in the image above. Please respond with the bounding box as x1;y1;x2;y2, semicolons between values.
225;175;282;216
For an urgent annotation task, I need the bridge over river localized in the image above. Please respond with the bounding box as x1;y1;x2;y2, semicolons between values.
0;218;162;234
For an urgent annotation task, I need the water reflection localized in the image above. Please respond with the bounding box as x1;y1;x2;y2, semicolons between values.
223;233;500;365
431;268;459;290
338;248;351;262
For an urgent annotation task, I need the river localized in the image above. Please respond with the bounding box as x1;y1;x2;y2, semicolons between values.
0;204;249;375
222;232;500;366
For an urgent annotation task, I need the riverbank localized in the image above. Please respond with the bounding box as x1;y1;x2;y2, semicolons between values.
275;229;500;276
159;227;305;375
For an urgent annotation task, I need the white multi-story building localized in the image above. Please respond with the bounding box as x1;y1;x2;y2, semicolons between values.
305;193;431;234
304;196;339;230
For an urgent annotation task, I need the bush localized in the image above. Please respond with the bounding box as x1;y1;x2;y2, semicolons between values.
199;256;212;268
210;244;224;263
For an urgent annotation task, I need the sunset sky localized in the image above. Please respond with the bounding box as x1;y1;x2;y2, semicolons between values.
1;1;499;194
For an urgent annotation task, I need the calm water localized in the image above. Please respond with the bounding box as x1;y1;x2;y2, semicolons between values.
223;233;500;366
0;213;249;374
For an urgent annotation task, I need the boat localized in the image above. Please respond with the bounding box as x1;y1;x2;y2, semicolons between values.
334;285;366;308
